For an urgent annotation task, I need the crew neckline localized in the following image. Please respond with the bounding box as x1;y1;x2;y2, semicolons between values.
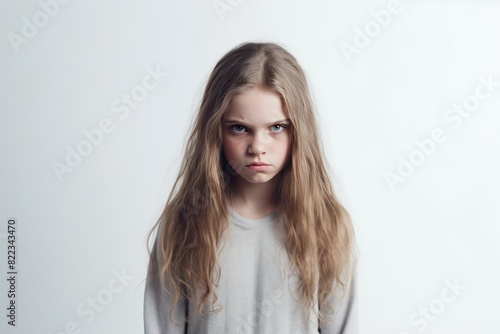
230;207;277;227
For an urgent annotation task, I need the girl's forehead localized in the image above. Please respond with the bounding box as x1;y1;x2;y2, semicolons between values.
225;89;286;118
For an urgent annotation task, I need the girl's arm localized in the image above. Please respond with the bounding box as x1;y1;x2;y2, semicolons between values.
318;266;359;334
144;227;188;334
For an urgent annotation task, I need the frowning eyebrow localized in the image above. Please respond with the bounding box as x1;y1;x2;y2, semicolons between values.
224;118;291;126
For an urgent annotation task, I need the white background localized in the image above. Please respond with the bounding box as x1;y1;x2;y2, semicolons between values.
1;0;499;333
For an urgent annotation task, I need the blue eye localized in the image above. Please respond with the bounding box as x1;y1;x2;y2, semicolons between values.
271;124;286;132
230;125;246;132
229;124;287;133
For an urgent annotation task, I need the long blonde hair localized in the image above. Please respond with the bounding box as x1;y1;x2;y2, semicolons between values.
146;41;357;327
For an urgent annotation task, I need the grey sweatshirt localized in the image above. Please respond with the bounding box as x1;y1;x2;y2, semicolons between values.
144;208;359;334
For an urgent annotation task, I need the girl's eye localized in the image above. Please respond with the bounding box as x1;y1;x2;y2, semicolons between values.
271;124;286;132
229;124;287;133
231;125;246;132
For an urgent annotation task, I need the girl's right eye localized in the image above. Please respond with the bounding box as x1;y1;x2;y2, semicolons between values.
230;125;246;132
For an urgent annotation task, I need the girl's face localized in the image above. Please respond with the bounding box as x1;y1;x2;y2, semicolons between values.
222;87;292;184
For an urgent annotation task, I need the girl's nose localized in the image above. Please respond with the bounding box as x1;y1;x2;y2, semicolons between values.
248;145;266;155
247;134;266;155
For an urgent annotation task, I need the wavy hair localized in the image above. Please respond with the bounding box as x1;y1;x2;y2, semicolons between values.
146;41;357;327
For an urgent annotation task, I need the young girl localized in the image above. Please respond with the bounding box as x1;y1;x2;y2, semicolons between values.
144;42;358;334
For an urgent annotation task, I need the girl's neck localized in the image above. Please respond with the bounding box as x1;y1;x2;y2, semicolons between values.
229;176;278;219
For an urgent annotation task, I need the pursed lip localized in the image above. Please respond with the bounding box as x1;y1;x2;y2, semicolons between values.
246;162;269;166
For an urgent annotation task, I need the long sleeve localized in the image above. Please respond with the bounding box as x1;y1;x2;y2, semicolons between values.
318;266;359;334
144;226;187;334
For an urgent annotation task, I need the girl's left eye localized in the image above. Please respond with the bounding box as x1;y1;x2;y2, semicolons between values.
271;124;286;132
